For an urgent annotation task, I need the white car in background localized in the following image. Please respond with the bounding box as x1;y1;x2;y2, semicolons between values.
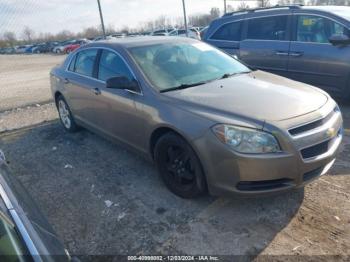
93;35;115;42
52;40;75;54
169;28;201;40
151;28;175;36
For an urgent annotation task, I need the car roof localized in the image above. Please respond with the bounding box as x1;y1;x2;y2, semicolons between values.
82;36;197;49
209;5;350;35
302;5;350;21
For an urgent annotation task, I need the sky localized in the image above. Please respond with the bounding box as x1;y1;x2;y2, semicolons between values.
0;0;274;38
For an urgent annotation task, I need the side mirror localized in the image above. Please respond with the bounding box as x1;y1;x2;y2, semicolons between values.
329;34;350;46
106;76;140;92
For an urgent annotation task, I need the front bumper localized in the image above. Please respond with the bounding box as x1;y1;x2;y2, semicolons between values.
192;102;343;197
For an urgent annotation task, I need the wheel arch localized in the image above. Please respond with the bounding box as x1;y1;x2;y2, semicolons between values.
54;91;63;107
149;124;208;193
149;126;185;160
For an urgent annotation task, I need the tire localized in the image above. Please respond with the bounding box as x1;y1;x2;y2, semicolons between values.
56;95;79;132
154;132;207;198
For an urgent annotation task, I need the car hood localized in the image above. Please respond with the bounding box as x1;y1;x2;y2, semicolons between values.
163;70;328;122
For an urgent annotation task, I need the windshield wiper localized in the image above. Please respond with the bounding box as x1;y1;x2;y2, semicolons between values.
219;71;250;80
160;81;209;93
160;71;251;93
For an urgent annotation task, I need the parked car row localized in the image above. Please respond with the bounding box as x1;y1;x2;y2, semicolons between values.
0;26;208;55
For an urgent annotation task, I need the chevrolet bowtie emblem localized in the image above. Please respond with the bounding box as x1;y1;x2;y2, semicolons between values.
326;128;337;138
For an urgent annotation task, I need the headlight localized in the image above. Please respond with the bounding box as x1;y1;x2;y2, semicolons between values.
212;124;281;153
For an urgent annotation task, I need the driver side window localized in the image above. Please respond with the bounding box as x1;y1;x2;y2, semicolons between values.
98;50;134;82
296;15;349;43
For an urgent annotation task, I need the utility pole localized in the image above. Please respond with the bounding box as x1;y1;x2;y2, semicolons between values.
182;0;189;37
224;0;227;14
97;0;106;39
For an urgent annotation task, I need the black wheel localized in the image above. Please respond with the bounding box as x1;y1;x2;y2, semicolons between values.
56;95;79;132
154;132;207;198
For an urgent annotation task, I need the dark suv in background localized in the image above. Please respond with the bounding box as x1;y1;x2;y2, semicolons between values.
204;5;350;98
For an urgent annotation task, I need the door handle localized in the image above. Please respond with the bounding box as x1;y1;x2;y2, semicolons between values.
290;52;304;57
275;51;289;56
92;88;101;95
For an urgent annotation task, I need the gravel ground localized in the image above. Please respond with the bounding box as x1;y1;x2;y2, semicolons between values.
0;103;57;133
0;55;349;260
0;54;65;112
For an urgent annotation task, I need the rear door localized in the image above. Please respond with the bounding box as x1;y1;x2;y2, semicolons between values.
239;13;292;77
287;14;350;95
64;48;105;129
205;20;242;56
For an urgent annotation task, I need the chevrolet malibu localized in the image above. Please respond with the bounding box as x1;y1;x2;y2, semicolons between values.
50;37;343;198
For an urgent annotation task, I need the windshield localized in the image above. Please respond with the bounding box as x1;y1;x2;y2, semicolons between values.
129;42;250;91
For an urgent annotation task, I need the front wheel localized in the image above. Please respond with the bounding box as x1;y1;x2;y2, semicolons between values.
154;133;207;198
57;96;79;132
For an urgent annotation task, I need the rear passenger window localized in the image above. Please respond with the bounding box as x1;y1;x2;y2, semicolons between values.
247;16;288;40
68;54;77;71
211;22;241;41
98;50;133;81
74;49;98;77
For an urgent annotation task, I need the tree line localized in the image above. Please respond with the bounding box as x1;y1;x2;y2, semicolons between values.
1;0;349;48
0;7;222;48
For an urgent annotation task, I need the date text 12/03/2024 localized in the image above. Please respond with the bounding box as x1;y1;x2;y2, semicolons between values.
127;256;220;261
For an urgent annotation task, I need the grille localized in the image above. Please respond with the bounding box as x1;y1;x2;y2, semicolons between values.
289;109;335;136
300;126;341;160
301;140;329;159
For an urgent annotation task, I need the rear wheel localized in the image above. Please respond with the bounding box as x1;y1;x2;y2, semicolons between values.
154;133;206;198
56;96;79;132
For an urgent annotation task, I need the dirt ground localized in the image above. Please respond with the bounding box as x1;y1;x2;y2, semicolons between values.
0;54;349;260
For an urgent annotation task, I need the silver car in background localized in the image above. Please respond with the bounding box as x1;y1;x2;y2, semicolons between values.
50;37;343;198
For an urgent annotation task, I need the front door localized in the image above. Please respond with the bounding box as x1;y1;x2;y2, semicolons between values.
288;14;350;95
93;49;145;151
